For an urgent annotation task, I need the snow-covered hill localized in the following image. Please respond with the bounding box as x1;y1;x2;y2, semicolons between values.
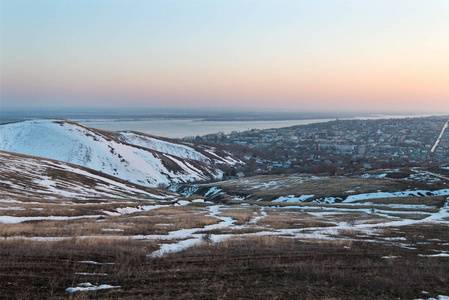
117;131;241;166
0;150;177;201
0;120;229;187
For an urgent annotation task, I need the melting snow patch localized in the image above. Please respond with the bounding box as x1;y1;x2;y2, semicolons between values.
361;173;387;178
0;199;23;204
78;261;115;265
149;238;201;257
0;215;101;224
174;200;190;206
204;187;221;197
192;199;211;203
418;253;449;258
104;204;165;216
272;194;314;202
75;272;108;276
0;206;25;210
66;282;120;292
316;196;342;203
147;205;237;257
344;189;449;203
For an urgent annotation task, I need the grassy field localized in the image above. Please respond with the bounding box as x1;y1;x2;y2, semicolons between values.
1;194;448;299
176;174;448;203
1;235;448;299
2;168;449;299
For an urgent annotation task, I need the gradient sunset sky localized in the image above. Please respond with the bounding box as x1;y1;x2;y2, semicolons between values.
1;0;448;112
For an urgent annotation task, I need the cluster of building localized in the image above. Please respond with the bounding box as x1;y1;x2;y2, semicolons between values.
188;116;449;176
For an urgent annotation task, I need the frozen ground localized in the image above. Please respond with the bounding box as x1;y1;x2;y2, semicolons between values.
1;154;448;298
2;165;448;256
3;188;448;256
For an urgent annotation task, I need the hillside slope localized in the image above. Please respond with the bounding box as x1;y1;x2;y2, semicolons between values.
0;120;229;187
115;131;241;166
0;150;177;201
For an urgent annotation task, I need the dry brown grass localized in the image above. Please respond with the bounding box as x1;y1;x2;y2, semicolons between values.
0;205;223;239
337;229;361;238
319;238;354;248
257;213;300;229
375;227;395;236
298;216;335;228
0;223;36;238
356;195;447;207
253;210;336;229
146;236;449;299
201;227;268;235
195;175;417;202
386;213;430;220
1;215;449;299
0;219;120;238
137;205;191;216
0;201;139;218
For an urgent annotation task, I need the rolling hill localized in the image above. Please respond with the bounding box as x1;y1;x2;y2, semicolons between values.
0;150;177;201
0;119;239;187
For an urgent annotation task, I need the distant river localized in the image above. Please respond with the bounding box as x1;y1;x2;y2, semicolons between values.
76;119;332;138
76;114;440;138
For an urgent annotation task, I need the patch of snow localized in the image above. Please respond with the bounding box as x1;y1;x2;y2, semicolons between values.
0;215;101;224
121;132;212;164
192;199;205;203
361;173;387;178
272;194;314;202
248;207;267;224
418;253;449;257
149;238;201;257
105;204;166;216
78;261;115;265
66;282;120;292
147;205;237;257
0;206;25;210
174;200;190;206
419;296;449;300
344;189;449;203
204;187;221;197
75;272;108;276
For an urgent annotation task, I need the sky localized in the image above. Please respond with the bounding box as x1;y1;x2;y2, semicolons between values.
1;0;448;113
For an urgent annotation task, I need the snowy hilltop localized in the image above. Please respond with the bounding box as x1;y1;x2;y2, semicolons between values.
0;119;239;187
